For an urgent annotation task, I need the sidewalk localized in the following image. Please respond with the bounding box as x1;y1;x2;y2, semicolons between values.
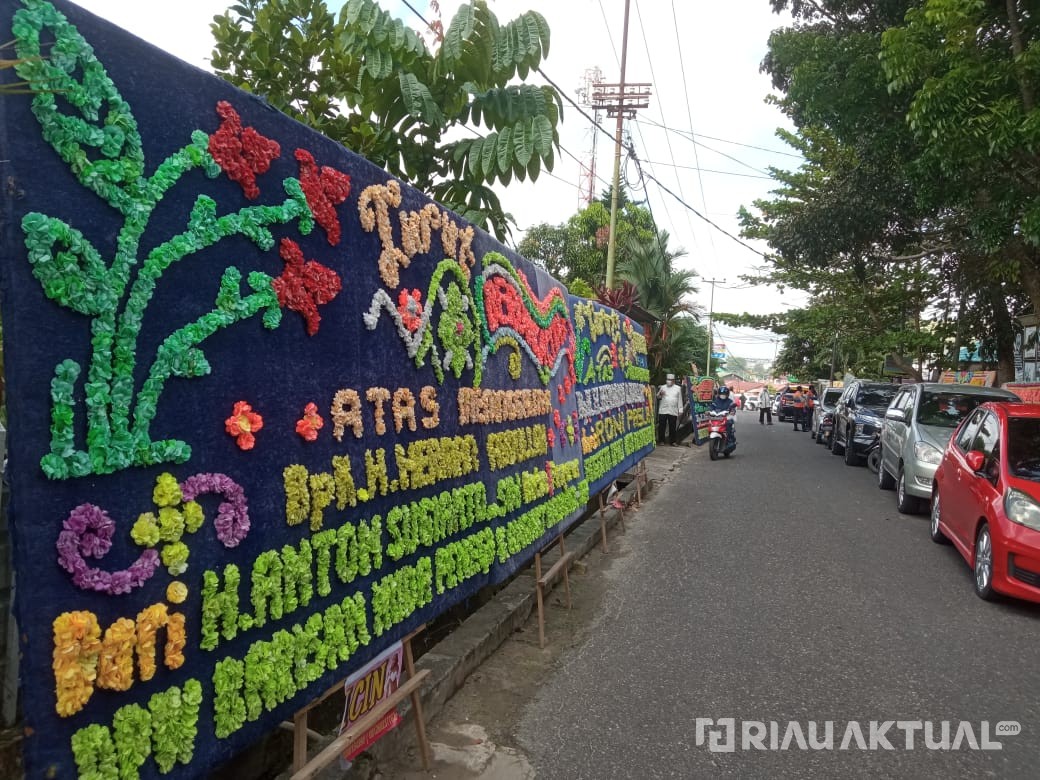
297;442;692;779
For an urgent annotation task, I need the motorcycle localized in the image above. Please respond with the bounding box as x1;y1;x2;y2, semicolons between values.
707;409;737;460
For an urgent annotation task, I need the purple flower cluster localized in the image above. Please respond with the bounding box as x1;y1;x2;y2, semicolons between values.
56;503;160;594
180;473;250;548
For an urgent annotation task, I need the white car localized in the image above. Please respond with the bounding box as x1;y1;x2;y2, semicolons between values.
877;383;1021;513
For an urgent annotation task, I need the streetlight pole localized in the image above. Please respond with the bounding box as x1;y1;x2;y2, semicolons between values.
703;278;724;377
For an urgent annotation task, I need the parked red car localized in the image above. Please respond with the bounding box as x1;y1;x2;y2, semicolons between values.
930;402;1040;603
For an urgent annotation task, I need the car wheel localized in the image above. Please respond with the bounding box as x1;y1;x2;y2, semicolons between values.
929;490;949;544
830;426;845;456
877;451;895;490
896;467;921;514
973;523;996;601
843;431;862;466
866;447;881;474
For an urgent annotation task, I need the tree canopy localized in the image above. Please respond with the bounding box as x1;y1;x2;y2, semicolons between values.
739;0;1040;382
210;0;562;240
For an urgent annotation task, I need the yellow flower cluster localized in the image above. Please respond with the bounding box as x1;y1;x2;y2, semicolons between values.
358;180;407;287
456;387;552;425
331;389;364;441
96;618;135;692
366;387;391;435
53;611;101;717
167;581;188;604
359;179;477;287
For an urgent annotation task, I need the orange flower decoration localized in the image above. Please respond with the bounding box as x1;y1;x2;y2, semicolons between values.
397;288;424;332
296;402;324;442
225;401;263;450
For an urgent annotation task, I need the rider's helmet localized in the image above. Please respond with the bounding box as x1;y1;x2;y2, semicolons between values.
718;386;730;397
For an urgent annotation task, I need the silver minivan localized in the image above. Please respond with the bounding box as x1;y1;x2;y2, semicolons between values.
877;383;1020;513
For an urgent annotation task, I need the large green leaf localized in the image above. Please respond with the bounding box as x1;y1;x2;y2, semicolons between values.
442;2;477;65
532;114;554;156
481;131;499;177
496;126;513;174
399;72;444;125
13;0;145;214
513;118;534;167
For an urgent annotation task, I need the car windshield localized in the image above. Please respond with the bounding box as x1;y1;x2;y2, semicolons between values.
821;390;842;408
856;386;896;408
916;391;1009;429
1008;417;1040;481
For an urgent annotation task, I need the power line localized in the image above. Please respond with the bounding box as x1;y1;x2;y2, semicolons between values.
633;0;697;246
394;0;764;257
640;160;774;180
667;0;713;258
597;0;621;68
638;115;804;159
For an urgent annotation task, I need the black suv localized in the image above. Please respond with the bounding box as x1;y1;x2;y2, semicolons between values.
777;392;799;422
830;380;899;465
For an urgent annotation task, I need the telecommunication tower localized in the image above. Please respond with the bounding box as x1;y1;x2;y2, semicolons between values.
576;66;604;209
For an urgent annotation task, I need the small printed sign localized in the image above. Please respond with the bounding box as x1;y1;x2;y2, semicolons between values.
339;642;404;762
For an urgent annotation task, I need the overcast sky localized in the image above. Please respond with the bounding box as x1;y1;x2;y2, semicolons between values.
73;0;804;362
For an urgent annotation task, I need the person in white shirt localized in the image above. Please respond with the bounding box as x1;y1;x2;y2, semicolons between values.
758;386;773;425
656;373;683;446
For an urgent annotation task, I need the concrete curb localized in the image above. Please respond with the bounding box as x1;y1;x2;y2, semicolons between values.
299;445;690;778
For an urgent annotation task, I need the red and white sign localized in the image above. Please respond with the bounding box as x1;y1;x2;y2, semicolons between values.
339;642;404;762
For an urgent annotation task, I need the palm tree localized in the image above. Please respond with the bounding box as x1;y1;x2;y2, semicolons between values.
617;230;702;377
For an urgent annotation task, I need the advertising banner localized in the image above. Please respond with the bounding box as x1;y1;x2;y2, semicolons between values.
686;377;718;445
0;1;653;776
938;371;997;387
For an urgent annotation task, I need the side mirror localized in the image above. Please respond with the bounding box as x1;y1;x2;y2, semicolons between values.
965;450;985;472
885;409;906;422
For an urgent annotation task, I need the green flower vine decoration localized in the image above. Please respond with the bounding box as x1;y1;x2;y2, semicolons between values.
12;0;334;479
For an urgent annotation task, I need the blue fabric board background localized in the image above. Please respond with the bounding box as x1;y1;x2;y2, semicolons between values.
0;0;649;776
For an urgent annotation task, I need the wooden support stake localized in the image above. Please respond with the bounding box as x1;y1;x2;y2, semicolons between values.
535;535;575;648
597;492;609;553
403;632;431;771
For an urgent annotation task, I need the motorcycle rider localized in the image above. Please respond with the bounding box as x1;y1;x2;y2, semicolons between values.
711;385;737;446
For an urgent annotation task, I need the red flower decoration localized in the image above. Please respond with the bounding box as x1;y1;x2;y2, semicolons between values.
272;238;342;336
208;101;281;199
397;288;424;332
546;428;556;449
545;461;555;496
225;401;263;450
295;402;324;442
553;410;562;428
295;149;352;245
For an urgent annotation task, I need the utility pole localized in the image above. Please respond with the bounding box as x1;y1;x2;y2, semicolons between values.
703;278;724;377
829;332;839;383
590;0;650;289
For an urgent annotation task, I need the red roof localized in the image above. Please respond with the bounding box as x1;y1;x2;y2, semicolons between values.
725;380;768;395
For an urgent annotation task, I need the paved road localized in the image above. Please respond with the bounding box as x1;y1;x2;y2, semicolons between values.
515;409;1040;778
